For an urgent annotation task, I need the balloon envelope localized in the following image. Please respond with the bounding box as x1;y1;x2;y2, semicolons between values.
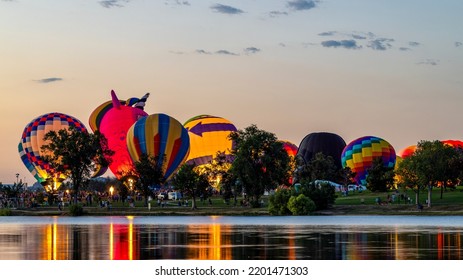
19;112;87;184
92;90;149;178
127;113;190;181
297;132;346;169
183;115;237;166
341;136;396;186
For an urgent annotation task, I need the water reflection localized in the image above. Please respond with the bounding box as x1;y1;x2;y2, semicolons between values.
1;216;463;260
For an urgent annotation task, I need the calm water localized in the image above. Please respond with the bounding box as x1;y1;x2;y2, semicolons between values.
1;216;463;260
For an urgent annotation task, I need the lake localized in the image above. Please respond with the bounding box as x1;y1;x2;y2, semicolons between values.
1;216;463;260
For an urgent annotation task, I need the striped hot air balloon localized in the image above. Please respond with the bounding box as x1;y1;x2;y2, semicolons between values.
126;113;190;181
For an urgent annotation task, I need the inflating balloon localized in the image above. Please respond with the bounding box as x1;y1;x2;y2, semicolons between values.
91;90;149;178
183;115;237;167
341;136;396;186
126;113;190;181
19;112;87;189
297;132;346;169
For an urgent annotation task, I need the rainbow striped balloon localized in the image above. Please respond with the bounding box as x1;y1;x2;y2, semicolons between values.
126;114;190;180
341;136;396;186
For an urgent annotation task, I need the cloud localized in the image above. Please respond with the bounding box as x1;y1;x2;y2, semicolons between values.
35;77;63;83
216;50;238;56
243;47;261;55
196;49;212;55
409;41;420;47
399;47;411;51
269;10;288;17
210;4;244;15
99;0;129;8
417;59;439;66
321;40;360;49
456;42;463;47
165;0;190;6
367;38;394;50
287;0;318;11
318;31;337;36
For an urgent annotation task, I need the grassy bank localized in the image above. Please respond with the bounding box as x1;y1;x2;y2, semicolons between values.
5;186;463;216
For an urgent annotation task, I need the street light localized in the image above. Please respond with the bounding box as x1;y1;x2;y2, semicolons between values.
15;173;19;184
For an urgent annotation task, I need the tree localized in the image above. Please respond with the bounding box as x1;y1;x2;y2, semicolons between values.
396;140;463;207
302;152;339;182
41;127;113;204
171;163;210;209
287;194;316;215
133;154;166;206
228;125;291;207
365;157;395;192
268;188;293;215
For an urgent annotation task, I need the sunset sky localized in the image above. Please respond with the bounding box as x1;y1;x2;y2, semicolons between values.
1;0;462;184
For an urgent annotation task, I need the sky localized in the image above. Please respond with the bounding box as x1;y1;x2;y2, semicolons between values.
1;0;462;185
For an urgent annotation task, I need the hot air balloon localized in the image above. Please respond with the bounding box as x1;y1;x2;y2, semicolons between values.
442;139;463;149
281;140;298;158
126;113;190;181
19;112;87;191
397;145;416;159
90;90;149;179
341;136;396;186
183;115;237;167
296;132;346;169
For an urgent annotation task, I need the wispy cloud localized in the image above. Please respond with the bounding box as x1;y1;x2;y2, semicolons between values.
165;0;190;6
99;0;129;8
367;38;394;50
321;40;360;49
417;59;439;66
35;77;63;84
196;49;212;55
243;47;261;55
216;49;238;56
287;0;318;11
210;4;244;15
455;42;462;47
409;41;420;47
269;10;288;17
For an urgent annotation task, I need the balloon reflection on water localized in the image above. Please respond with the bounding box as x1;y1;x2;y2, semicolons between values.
2;218;463;260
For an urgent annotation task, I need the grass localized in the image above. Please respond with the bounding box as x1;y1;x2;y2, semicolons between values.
335;186;463;206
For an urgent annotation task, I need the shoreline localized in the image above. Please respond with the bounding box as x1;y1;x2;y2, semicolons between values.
6;204;463;216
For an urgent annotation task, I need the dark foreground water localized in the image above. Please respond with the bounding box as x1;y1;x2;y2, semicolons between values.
1;216;463;260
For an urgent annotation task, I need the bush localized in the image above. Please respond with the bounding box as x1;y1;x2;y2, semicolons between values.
68;204;85;216
268;188;293;215
287;194;316;215
299;182;336;210
0;209;12;216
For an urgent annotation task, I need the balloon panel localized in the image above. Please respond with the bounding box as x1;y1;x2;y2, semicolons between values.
341;136;396;186
184;115;237;166
127;114;190;180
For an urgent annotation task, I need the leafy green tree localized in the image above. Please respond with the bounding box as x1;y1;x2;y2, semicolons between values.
268;188;293;215
0;181;26;207
228;125;291;207
365;157;395;192
396;140;463;207
41;127;113;204
171;163;210;209
287;194;316;215
299;152;339;182
133;154;166;206
299;182;336;210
